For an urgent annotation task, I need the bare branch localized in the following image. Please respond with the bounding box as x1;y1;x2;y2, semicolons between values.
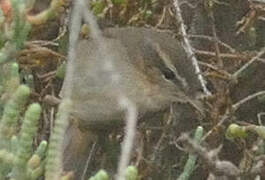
209;11;223;67
233;47;265;79
188;34;236;53
232;91;265;111
198;61;232;79
173;0;211;96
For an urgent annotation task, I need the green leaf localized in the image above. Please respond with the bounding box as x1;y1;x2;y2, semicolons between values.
112;0;125;5
226;124;248;140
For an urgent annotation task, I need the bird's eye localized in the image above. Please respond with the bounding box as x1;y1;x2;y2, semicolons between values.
162;69;176;80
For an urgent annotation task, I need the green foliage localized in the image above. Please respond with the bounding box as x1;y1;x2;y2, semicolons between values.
125;166;138;180
10;0;31;50
27;141;47;180
112;0;125;5
251;126;265;139
0;7;6;48
0;63;20;117
55;63;66;80
0;60;46;180
0;85;30;141
226;124;248;140
143;10;152;20
45;99;71;180
34;141;48;159
89;170;109;180
91;0;106;15
0;0;31;64
0;63;27;179
0;1;45;173
0;63;20;98
0;0;52;178
91;0;127;17
88;166;138;180
12;103;41;180
226;123;265;140
0;84;45;179
177;126;204;180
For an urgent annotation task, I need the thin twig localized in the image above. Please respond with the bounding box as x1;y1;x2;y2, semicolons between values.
81;142;97;180
202;90;265;141
188;34;236;53
25;40;59;47
155;6;167;28
195;49;247;60
232;91;265;111
233;47;265;79
116;97;138;180
151;105;174;161
173;0;211;96
201;110;230;142
209;11;223;68
195;49;265;63
19;46;65;59
198;61;232;78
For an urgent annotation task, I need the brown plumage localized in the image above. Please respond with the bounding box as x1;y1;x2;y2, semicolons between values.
62;27;202;179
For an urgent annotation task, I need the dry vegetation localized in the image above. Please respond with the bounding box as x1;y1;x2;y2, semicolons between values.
3;0;265;179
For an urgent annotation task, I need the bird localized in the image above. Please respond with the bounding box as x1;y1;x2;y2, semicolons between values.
61;27;202;179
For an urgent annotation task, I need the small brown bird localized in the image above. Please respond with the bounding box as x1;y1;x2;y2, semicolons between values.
62;27;202;179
